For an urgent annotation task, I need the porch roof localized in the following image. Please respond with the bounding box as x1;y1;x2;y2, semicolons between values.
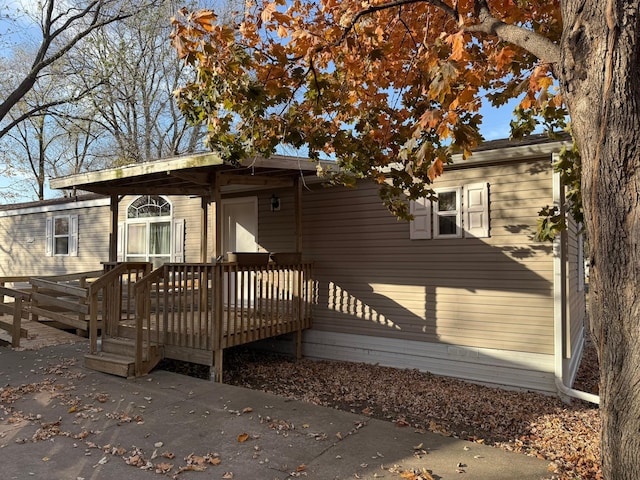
49;151;323;197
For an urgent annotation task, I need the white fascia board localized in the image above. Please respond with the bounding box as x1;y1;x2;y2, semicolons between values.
0;197;111;218
449;140;570;167
50;151;226;189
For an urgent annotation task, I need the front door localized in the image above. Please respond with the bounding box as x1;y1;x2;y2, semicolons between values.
221;197;258;255
221;197;259;306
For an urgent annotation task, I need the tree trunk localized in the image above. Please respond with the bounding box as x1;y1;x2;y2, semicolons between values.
560;1;640;477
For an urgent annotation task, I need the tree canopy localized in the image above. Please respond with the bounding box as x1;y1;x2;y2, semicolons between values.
172;4;640;477
171;0;570;218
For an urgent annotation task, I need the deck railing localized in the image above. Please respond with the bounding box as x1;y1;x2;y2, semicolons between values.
132;262;313;378
87;262;151;354
134;263;215;373
29;271;103;333
219;262;314;348
0;285;30;347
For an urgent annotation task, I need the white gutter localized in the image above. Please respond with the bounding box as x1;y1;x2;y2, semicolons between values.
552;164;600;405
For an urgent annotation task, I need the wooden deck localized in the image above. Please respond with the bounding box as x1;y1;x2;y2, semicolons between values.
0;261;313;380
0;317;83;350
86;262;313;380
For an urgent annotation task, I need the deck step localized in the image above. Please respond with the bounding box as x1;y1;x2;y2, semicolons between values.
84;352;135;378
102;337;136;356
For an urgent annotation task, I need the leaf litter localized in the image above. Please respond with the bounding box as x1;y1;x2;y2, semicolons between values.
222;343;601;480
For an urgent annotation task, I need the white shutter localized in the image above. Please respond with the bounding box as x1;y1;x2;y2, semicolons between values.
45;217;53;256
69;215;79;256
117;222;124;262
409;198;432;240
463;182;490;238
171;218;185;262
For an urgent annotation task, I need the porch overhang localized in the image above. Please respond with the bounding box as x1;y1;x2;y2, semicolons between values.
49;151;326;263
49;151;323;197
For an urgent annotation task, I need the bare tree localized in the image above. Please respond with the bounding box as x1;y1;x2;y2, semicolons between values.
0;0;162;138
74;0;211;163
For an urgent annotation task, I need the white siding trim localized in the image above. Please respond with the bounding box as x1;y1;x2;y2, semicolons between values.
301;330;556;393
0;198;110;217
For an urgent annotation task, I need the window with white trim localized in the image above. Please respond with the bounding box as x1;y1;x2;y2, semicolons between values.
409;182;489;240
45;215;78;256
434;187;462;239
119;195;185;268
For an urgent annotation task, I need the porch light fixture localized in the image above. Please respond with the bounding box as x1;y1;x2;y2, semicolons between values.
270;194;281;212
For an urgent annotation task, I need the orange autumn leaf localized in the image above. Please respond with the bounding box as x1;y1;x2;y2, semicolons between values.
427;158;444;181
171;0;566;220
237;433;249;443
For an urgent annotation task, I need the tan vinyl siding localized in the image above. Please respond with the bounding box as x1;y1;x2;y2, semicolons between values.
172;196;204;262
0;204;110;277
285;157;556;355
258;189;297;252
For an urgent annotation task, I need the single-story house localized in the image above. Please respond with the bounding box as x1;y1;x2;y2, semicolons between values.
0;135;591;400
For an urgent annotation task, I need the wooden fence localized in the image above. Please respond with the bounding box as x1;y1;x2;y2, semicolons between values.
0;285;30;347
29;271;104;333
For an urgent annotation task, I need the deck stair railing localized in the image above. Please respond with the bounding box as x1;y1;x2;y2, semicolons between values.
87;262;151;357
133;263;215;375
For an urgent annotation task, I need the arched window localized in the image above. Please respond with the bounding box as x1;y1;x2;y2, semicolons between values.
125;195;172;267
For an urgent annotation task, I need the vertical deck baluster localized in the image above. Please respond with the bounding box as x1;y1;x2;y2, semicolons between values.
236;266;244;347
189;265;196;349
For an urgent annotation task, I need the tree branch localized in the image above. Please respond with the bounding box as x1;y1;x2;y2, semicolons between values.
0;82;102;139
0;0;161;132
337;0;457;46
466;0;561;64
334;0;560;64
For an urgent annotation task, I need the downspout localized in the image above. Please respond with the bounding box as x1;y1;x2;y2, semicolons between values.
552;164;600;405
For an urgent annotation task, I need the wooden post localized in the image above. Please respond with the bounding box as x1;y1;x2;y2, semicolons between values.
109;195;119;263
214;174;223;259
201;196;209;263
211;263;224;382
12;296;22;348
294;176;303;252
294;176;304;359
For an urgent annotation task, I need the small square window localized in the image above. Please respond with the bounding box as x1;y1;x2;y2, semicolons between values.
54;217;70;255
46;215;77;257
434;187;462;239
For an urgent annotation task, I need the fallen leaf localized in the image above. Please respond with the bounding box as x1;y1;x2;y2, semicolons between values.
154;462;173;473
237;433;249;443
222;472;233;479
